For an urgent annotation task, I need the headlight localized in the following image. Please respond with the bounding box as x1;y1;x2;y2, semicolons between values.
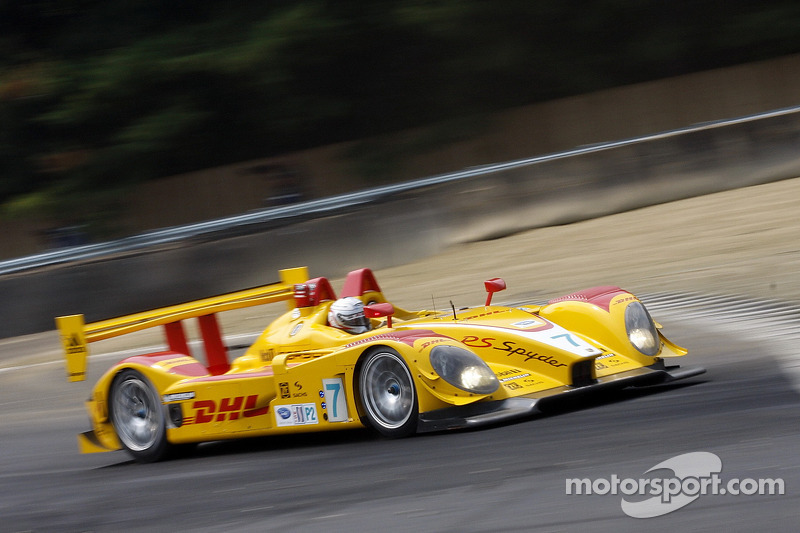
624;301;661;356
429;345;499;394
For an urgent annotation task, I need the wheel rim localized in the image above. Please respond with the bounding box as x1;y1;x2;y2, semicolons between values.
112;376;162;452
361;352;415;429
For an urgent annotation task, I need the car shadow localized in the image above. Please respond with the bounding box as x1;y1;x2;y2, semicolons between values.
535;379;709;417
99;379;708;467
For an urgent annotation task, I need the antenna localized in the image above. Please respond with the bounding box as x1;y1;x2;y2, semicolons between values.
450;300;457;320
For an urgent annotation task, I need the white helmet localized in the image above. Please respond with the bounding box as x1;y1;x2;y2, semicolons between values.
328;297;371;334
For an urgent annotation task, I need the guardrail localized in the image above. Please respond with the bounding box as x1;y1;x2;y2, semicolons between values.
4;104;798;278
2;105;800;338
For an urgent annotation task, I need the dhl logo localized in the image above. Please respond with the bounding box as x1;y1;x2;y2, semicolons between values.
185;395;269;425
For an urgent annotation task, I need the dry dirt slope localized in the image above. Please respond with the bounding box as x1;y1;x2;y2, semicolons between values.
372;176;800;308
2;176;799;367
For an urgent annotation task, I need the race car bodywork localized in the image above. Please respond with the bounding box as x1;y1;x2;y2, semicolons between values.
58;266;704;462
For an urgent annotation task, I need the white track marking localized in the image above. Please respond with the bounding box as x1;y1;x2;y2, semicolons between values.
643;293;800;394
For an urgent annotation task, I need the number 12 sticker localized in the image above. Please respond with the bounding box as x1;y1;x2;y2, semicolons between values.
322;378;349;422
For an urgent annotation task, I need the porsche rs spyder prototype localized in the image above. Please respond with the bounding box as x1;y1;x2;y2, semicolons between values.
58;267;704;462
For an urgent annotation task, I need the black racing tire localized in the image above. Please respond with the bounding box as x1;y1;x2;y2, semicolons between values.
357;348;418;438
109;369;170;463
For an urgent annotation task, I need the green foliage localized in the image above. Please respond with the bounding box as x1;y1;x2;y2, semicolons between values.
2;0;800;235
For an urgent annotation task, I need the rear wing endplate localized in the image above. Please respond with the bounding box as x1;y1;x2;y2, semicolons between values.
56;266;309;382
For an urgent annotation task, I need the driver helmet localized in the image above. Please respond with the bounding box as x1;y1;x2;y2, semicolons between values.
328;297;371;334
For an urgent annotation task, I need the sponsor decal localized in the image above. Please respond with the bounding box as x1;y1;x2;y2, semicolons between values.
600;356;629;368
595;353;627;368
279;382;291;399
419;338;449;351
290;323;304;337
462;337;568;368
496;344;565;366
459;323;601;357
522;377;545;386
612;295;638;307
291;381;308;398
511;319;540;328
261;348;275;362
95;423;110;438
94;391;107;419
185;395;269;425
274;403;319;427
499;372;531;383
162;392;196;403
63;334;87;355
497;371;544;388
462;336;496;348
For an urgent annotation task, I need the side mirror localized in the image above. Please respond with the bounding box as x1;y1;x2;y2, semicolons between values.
484;278;506;306
364;303;395;328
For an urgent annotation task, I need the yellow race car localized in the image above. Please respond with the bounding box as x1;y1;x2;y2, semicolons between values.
58;266;704;462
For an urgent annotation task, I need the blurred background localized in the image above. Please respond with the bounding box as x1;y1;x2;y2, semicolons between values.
3;0;800;258
4;6;800;529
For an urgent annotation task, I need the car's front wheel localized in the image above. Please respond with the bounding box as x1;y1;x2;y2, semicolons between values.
358;348;418;438
109;369;169;462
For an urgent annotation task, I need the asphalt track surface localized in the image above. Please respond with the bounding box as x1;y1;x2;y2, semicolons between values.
3;179;800;532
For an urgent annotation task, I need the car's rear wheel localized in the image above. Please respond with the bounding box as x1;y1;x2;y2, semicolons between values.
109;369;169;462
358;348;418;438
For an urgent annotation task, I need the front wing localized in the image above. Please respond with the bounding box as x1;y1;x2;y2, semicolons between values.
417;364;706;432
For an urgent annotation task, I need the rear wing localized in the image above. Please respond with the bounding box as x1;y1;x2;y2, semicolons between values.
56;266;309;382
